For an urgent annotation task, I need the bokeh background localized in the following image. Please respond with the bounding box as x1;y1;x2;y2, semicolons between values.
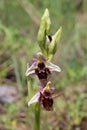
0;0;87;130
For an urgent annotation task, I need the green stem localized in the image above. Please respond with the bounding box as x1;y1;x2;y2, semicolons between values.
48;54;53;62
34;103;40;130
27;75;40;130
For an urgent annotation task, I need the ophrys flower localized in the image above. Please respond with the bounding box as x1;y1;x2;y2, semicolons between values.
28;81;54;111
25;52;61;86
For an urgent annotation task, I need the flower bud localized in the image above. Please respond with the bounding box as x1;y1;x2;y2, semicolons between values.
37;8;51;54
49;27;62;56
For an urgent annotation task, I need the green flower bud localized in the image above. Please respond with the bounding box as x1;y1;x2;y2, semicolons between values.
37;8;51;55
48;27;62;56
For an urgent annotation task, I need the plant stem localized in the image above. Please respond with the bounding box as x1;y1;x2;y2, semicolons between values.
27;74;40;130
34;103;40;130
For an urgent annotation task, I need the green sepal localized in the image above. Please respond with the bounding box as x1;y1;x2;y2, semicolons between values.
48;27;62;55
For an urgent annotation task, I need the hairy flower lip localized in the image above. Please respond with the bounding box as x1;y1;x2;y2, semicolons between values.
39;91;53;111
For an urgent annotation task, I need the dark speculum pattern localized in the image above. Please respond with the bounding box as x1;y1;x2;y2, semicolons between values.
35;62;51;80
39;91;53;111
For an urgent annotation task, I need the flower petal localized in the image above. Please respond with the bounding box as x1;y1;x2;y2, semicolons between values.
25;70;35;76
28;92;40;106
36;52;47;61
25;62;37;76
46;62;61;72
50;87;55;92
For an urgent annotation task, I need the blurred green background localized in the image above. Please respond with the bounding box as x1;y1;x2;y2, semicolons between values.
0;0;87;130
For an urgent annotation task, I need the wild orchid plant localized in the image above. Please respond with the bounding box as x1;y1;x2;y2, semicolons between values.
26;8;62;130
